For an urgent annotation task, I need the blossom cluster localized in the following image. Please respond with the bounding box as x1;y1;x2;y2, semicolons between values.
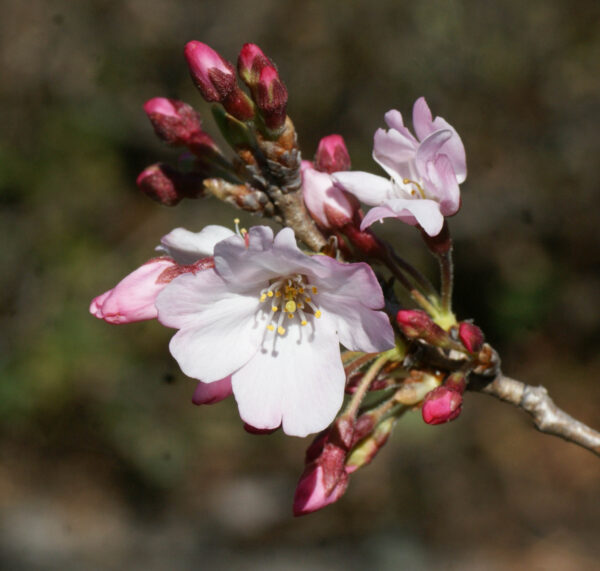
91;41;496;515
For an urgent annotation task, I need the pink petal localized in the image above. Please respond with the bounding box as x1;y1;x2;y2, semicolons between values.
332;171;393;205
415;129;453;176
90;258;176;324
192;376;233;405
413;97;467;183
431;116;467;183
373;127;418;184
412;96;435;141
423;155;461;216
231;315;345;437
159;225;235;265
383;109;419;145
302;168;353;229
156;269;263;383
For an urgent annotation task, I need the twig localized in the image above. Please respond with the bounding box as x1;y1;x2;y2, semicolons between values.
470;374;600;457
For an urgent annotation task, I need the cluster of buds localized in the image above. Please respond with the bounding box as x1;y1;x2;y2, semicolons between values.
91;40;508;518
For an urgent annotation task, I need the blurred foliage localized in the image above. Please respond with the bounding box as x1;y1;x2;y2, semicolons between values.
1;0;599;569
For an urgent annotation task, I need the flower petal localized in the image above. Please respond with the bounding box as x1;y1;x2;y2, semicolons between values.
192;376;233;405
383;109;419;146
90;258;176;324
423;154;461;216
373;127;417;185
413;97;467;183
412;96;435;141
318;294;395;353
231;316;345;437
156;269;263;382
332;171;394;205
302;168;353;229
158;225;235;265
415;129;453;176
360;198;445;237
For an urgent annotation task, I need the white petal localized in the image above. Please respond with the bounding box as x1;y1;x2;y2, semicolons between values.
319;292;395;352
332;171;394;205
231;316;345;437
156;269;264;382
158;225;235;264
415;129;453;177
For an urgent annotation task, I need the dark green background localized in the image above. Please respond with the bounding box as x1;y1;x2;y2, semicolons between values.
1;1;599;568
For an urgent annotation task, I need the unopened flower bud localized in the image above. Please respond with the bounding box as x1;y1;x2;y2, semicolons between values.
143;97;204;146
293;463;348;516
458;321;485;353
185;41;254;121
184;41;236;101
315;135;351;174
237;43;272;87
302;165;354;230
136;163;204;206
422;386;463;425
396;309;450;347
256;65;288;131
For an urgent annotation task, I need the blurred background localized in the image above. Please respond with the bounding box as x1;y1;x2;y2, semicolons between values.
1;0;599;569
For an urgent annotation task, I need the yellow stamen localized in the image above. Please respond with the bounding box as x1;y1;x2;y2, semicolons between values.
301;320;307;326
315;310;322;318
288;313;294;319
304;296;311;303
267;291;274;298
277;326;286;335
312;286;318;294
267;324;275;331
260;294;267;302
275;291;282;297
271;306;278;312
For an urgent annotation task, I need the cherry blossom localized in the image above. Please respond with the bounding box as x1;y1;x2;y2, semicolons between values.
333;97;466;236
155;226;395;437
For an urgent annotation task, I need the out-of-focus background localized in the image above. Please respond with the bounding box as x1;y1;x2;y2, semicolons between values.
1;1;599;569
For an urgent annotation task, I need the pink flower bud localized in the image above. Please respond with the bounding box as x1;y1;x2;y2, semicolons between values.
315;135;351;174
143;98;204;146
184;41;236;102
256;65;288;131
422;386;463;425
192;376;233;405
293;463;348;516
397;310;438;340
243;423;280;435
302;166;354;230
237;43;272;87
184;41;255;121
458;321;485;353
90;258;176;324
136;164;204;206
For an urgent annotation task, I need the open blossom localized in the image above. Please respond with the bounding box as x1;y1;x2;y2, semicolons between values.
89;225;234;324
155;225;395;437
333;97;466;237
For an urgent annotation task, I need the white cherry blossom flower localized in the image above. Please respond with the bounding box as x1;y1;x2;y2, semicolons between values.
156;225;395;437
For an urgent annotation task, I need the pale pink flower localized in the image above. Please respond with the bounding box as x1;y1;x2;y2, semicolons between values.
156;226;395;437
333;97;466;237
90;225;234;324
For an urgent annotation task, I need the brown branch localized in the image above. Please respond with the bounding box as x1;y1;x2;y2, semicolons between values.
469;374;600;457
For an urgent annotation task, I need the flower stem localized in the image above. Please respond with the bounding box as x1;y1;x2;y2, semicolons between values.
344;352;391;419
438;248;453;314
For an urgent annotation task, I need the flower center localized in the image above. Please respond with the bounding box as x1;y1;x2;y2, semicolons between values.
259;275;321;336
402;178;426;199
